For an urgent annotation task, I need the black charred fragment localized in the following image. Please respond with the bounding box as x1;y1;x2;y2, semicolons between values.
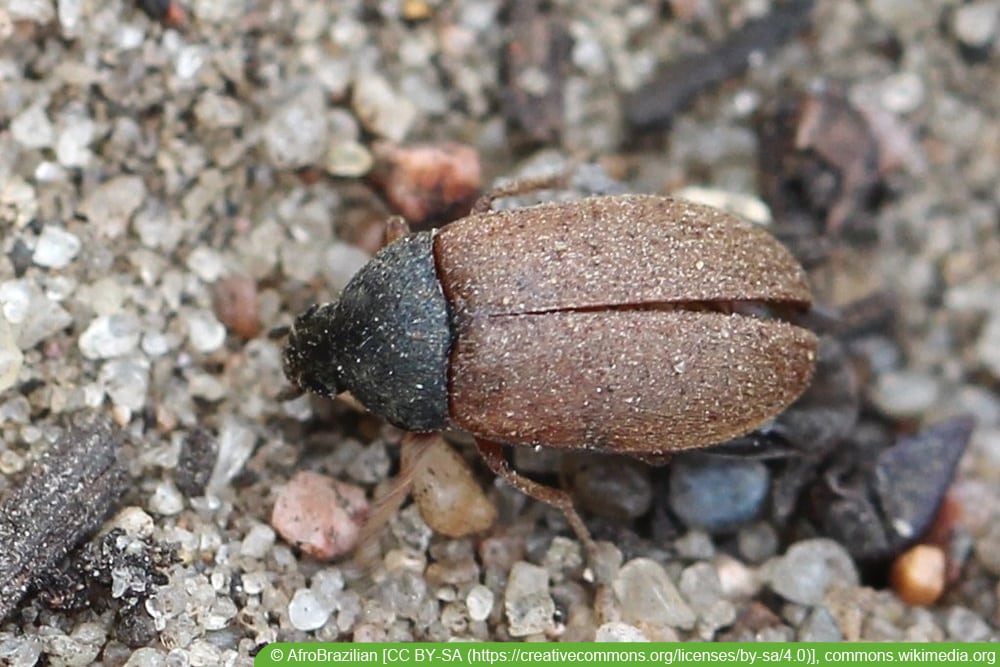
0;413;129;621
175;427;219;497
816;416;974;561
625;0;816;131
874;416;975;550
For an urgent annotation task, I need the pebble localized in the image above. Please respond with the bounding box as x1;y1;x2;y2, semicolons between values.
206;418;256;494
326;140;374;177
33;225;81;269
78;175;146;238
352;74;418;142
595;622;651;641
612;558;696;630
241;523;277;560
405;436;496;538
976;312;1000;379
737;521;779;563
288;588;332;632
504;562;554;637
11;103;55;149
890;544;946;607
674;530;716;560
878;71;925;114
466;584;494;622
56;112;96;168
185;309;227;353
271;471;369;560
321;243;371;292
148;480;185;516
0;316;23;392
798;607;843;641
945;606;995;641
679;562;736;638
765;539;859;606
108;506;155;538
263;87;328;169
668;453;770;533
952;1;1000;49
871;370;941;417
212;275;261;339
566;454;652;520
98;358;150;411
79;313;141;359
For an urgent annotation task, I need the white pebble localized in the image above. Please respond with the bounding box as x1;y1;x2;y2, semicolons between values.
33;225;81;269
148;481;185;516
465;584;494;622
11;103;55;149
241;523;276;559
79;314;141;359
288;589;332;631
186;310;227;353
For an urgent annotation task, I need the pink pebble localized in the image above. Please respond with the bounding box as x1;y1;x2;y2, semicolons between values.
271;471;369;559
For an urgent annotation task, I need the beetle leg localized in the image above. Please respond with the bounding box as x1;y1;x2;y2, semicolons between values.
474;438;597;558
383;215;412;245
471;156;584;214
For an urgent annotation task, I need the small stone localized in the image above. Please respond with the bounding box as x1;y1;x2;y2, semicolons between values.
206;418;256;493
953;1;1000;49
798;607;843;641
715;554;759;599
175;429;218;497
264;87;328;169
148;480;184;516
271;471;369;559
79;313;141;359
325;140;374;177
504;561;554;637
108;506;155;538
871;370;941;417
891;544;946;607
674;530;716;560
241;523;277;559
78;175;146;238
0;315;24;392
288;588;332;631
185;309;227;353
98;358;150;411
8;0;56;23
737;521;779;563
566;453;652;520
404;436;496;538
466;584;494;622
944;606;994;641
373;142;481;225
352;74;418;142
612;558;696;630
124;647;166;667
322;242;371;292
595;622;650;641
11;103;55;149
56;112;96;168
879;72;925;114
213;276;261;339
765;539;859;606
669;453;770;533
977;312;1000;379
33;225;81;268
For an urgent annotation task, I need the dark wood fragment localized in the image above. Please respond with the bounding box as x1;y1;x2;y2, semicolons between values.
175;427;218;497
501;0;572;146
0;413;129;621
626;0;815;131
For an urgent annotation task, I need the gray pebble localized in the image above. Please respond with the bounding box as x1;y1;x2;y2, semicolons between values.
504;562;554;637
669;453;770;533
612;558;695;630
798;606;843;641
953;1;1000;49
765;538;859;606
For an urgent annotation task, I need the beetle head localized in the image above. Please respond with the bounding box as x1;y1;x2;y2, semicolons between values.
282;303;344;398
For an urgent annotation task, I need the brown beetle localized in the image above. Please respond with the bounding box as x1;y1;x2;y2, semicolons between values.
282;194;818;550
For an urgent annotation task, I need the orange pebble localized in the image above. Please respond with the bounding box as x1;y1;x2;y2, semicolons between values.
891;544;946;606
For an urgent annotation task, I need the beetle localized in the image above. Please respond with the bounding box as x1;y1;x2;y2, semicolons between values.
282;193;818;551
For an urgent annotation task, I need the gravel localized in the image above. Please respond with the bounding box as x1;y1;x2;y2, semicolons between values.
1;0;999;659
